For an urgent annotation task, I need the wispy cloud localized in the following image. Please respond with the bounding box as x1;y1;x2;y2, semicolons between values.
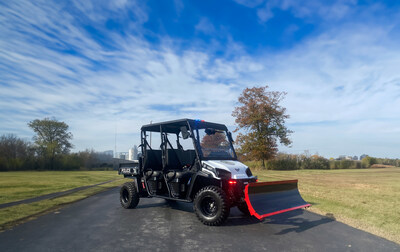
195;18;216;35
235;0;357;22
0;0;255;151
1;0;400;158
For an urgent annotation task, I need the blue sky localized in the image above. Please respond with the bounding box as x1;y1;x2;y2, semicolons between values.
1;0;400;158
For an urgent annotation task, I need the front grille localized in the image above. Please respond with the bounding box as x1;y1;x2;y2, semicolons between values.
245;168;253;177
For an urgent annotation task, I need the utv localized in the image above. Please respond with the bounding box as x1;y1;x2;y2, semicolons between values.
118;119;309;226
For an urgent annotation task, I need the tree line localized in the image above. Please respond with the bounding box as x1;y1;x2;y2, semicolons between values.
243;153;400;170
0;118;113;171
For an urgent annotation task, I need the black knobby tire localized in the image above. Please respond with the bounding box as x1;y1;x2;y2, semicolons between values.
120;182;140;209
193;186;230;226
237;203;250;216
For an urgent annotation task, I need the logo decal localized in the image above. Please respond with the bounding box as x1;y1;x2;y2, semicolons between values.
235;168;240;172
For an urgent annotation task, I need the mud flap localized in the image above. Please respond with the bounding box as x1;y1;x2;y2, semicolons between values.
244;180;310;220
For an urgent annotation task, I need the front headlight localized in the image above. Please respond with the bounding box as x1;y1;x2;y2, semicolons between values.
203;164;217;175
216;168;231;179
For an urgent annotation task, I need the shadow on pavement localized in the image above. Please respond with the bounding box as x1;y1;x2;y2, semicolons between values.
224;215;260;226
136;202;167;209
140;200;260;226
166;200;194;213
135;200;329;230
264;210;334;235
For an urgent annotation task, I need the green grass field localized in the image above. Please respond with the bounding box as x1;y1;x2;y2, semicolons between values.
252;167;400;244
0;171;120;205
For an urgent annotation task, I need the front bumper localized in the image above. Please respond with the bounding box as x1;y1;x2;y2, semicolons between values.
223;177;257;206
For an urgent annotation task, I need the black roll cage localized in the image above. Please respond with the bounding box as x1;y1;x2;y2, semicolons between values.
140;119;237;172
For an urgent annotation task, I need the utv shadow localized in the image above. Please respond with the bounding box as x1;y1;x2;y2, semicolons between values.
262;209;334;234
161;200;260;227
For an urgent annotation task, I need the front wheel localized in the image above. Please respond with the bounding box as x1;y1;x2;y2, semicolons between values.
237;202;250;216
193;186;230;226
120;182;140;209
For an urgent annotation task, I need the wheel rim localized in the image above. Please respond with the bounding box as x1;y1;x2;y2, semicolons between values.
122;188;129;203
200;196;218;217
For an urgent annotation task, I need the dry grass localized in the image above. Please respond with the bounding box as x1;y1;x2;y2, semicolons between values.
370;164;395;168
252;167;400;244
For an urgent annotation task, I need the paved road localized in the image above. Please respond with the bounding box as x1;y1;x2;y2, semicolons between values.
0;187;399;252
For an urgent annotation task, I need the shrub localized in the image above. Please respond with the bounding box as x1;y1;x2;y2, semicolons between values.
361;156;377;168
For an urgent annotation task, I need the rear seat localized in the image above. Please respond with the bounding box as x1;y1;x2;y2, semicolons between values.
143;150;163;179
143;149;196;181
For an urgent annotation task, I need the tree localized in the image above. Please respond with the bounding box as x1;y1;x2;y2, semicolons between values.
201;132;228;149
232;85;292;168
28;118;73;170
361;156;377;168
0;134;34;171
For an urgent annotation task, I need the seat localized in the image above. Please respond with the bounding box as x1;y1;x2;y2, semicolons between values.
143;149;163;180
179;150;196;167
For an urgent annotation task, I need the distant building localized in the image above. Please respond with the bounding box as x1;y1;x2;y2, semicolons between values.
128;145;139;160
116;152;129;160
133;145;138;159
337;155;359;161
103;150;113;157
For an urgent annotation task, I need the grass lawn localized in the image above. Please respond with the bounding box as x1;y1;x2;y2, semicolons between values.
0;171;121;205
252;167;400;244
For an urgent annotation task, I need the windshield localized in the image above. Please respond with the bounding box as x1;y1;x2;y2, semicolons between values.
197;128;235;159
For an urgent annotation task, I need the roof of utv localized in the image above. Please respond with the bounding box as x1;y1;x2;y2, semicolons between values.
141;118;228;134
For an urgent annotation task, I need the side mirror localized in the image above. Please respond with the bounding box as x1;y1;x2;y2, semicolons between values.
180;126;191;139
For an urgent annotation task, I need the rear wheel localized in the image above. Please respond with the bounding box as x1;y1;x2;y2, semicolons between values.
194;186;230;226
120;182;140;209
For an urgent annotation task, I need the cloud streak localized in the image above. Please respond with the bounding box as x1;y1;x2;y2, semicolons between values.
1;0;400;158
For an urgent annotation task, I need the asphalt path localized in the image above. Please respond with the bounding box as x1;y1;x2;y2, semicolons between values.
0;187;399;252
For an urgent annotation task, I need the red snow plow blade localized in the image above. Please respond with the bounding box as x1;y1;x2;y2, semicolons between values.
244;180;310;220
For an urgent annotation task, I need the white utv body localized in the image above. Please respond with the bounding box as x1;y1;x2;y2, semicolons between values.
118;119;310;226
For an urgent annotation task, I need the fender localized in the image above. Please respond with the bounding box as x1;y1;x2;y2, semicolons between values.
129;176;149;197
188;172;221;200
130;176;139;192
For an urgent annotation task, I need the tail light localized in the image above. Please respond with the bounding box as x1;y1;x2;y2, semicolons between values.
228;180;237;185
